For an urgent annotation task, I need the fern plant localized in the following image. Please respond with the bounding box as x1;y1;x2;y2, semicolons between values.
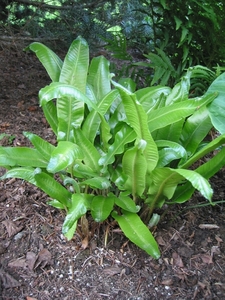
1;37;225;258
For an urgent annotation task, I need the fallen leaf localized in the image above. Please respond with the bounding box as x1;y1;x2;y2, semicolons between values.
8;258;26;269
26;297;38;300
26;251;37;271
34;248;51;269
2;220;23;237
172;252;184;268
0;268;21;288
81;236;89;250
200;253;213;264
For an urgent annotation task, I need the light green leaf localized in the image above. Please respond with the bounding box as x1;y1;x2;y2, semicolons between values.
47;199;66;209
73;128;101;172
62;193;92;234
113;81;158;171
148;93;216;132
122;146;147;197
87;56;111;99
47;141;83;173
0;147;47;168
91;195;115;222
171;168;213;201
59;36;89;93
180;133;225;169
180;107;212;156
81;177;111;190
112;210;160;258
27;42;63;82
35;171;71;207
42;102;58;135
156;140;187;167
82;90;119;143
170;147;225;204
99;124;136;169
115;192;140;213
207;72;225;134
0;167;37;185
23;131;55;161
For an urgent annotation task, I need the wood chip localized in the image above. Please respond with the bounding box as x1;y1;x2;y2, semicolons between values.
199;224;219;229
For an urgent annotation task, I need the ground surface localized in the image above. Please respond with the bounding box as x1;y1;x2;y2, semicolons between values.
0;44;225;300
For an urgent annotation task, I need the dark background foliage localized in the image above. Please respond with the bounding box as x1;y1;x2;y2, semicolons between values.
0;0;225;82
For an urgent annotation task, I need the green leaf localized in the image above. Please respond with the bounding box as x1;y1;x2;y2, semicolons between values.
27;42;63;82
0;147;47;168
113;81;158;172
82;90;119;143
156;140;187;167
112;210;160;259
42;102;58;135
23;131;55;161
73;128;101;172
62;193;92;234
47;199;66;209
91;195;115;222
180;133;225;169
115;192;140;213
0;167;37;185
171;168;213;201
59;36;89;93
99;124;136;170
87;56;111;99
207;72;225;134
148;93;216;132
122;145;147;197
180;107;212;156
47;141;83;173
81;177;111;190
35;171;71;207
39;82;98;111
170;147;225;204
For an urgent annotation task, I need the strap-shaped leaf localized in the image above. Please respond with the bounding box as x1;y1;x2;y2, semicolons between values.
82;90;119;143
180;133;225;169
27;42;63;82
180;107;212;156
59;36;89;93
112;210;160;259
207;72;225;134
0;147;48;168
87;56;111;99
1;167;37;185
62;193;92;234
39;82;100;139
81;177;111;190
122;146;147;197
42;101;58;135
47;141;83;173
35;171;71;207
23;131;55;161
91;195;115;222
170;168;213;201
113;81;158;172
73;128;101;172
156;140;187;167
115;192;140;213
170;146;225;204
148;92;217;132
135;86;171;114
99;124;136;170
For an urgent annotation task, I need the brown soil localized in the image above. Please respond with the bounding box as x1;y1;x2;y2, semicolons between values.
0;44;225;300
